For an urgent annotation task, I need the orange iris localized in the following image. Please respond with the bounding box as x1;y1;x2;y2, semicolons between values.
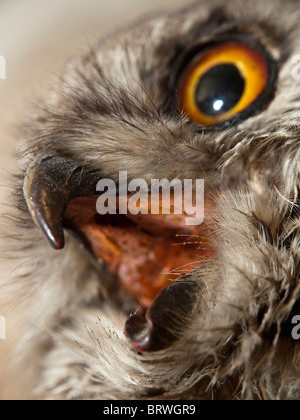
178;43;269;126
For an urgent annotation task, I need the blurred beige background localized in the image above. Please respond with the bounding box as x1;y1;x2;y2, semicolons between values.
0;0;188;172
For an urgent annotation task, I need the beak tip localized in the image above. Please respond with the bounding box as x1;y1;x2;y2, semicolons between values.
41;223;65;251
50;236;65;251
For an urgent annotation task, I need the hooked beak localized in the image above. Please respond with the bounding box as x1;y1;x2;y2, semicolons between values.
23;151;99;250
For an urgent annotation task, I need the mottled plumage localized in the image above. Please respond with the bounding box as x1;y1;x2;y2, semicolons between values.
0;0;300;400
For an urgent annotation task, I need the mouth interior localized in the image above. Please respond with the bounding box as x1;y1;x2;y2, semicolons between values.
64;195;216;308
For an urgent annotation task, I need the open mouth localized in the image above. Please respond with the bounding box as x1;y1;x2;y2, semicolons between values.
64;195;216;309
23;152;217;351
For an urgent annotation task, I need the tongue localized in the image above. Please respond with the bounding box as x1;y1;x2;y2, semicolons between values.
64;196;216;308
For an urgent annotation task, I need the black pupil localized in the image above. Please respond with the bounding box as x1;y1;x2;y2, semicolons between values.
195;63;245;116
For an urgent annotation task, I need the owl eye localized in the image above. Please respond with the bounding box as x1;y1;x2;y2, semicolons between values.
177;43;270;126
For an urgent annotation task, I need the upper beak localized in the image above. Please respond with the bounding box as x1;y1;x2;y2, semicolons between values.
23;151;99;250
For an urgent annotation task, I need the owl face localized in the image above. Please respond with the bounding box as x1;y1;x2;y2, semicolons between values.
12;0;300;399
